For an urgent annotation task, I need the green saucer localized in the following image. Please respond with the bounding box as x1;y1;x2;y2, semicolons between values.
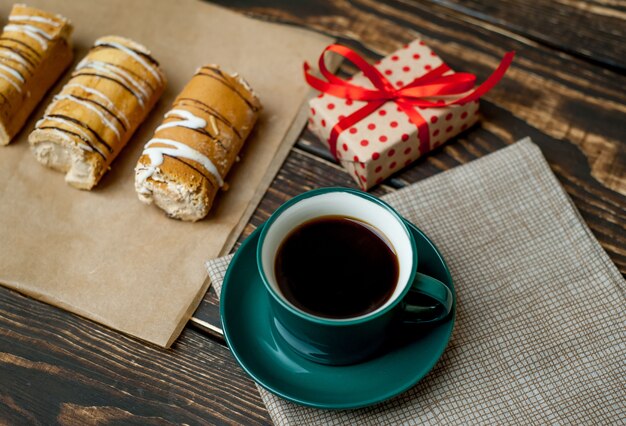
220;219;455;410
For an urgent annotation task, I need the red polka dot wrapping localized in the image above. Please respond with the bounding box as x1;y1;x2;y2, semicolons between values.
306;38;513;189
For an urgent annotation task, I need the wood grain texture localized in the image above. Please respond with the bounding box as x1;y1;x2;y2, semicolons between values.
0;287;271;425
422;0;626;72
2;0;625;423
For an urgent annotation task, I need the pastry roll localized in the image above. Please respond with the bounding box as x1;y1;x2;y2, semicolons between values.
135;65;261;221
29;35;166;189
0;4;73;145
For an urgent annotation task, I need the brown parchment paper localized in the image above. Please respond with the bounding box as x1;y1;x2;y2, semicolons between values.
0;0;332;347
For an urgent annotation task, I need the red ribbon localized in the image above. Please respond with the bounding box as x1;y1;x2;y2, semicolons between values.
304;44;515;159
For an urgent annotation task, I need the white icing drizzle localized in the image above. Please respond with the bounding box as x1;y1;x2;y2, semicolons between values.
4;24;52;49
9;15;61;27
75;59;148;107
0;69;22;92
156;109;206;132
135;168;153;194
36;115;107;157
52;94;121;140
0;62;24;82
65;83;130;128
95;40;163;84
0;49;32;70
139;138;224;187
37;127;74;144
37;115;90;142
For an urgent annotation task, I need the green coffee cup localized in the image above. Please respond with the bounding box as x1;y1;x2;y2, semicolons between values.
257;188;453;365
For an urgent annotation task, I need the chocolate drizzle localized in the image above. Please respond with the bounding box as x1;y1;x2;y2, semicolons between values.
0;36;41;58
176;97;242;139
162;153;213;182
96;60;156;93
0;44;37;69
71;71;138;101
0;36;40;87
196;66;260;112
37;125;106;160
0;62;26;81
65;93;128;131
72;62;155;97
46;114;113;154
93;42;160;67
0;57;32;77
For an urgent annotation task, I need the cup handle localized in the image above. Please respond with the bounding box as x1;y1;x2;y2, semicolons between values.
401;272;454;325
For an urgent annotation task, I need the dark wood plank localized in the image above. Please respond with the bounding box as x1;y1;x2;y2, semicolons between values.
215;0;626;71
0;287;271;425
4;1;626;423
422;0;626;72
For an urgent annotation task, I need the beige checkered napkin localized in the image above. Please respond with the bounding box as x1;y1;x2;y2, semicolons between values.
206;138;626;425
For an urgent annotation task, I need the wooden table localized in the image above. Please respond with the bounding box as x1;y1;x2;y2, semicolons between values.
2;1;624;423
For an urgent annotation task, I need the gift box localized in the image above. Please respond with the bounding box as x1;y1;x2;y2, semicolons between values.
305;39;513;190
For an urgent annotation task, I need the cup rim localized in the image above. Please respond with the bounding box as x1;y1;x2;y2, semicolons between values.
256;187;418;326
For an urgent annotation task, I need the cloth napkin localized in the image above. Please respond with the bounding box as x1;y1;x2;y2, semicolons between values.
206;138;626;425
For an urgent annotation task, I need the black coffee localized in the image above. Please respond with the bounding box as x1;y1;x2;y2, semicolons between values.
274;215;398;319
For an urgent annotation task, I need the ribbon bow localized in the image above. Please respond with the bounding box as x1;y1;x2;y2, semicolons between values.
304;44;515;158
